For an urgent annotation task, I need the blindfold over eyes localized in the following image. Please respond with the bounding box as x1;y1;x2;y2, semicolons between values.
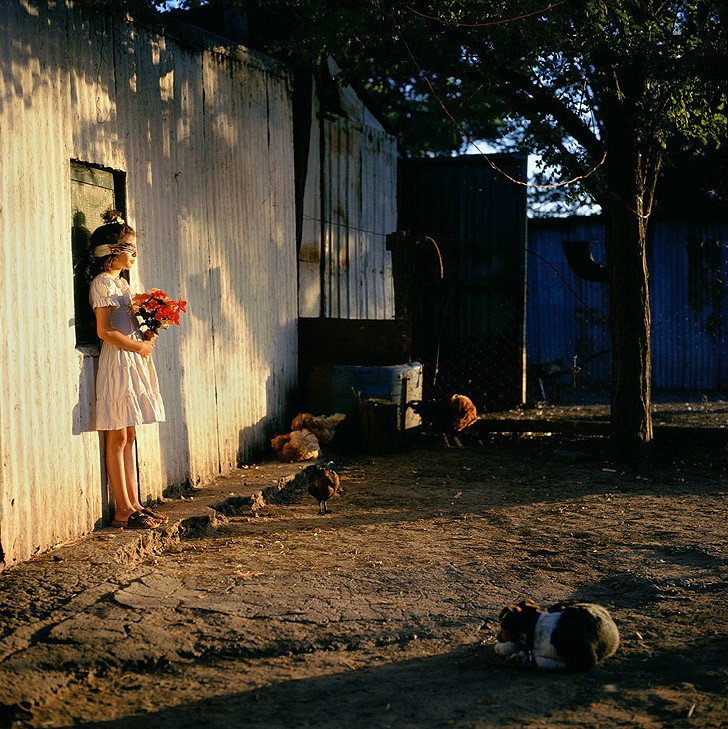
92;243;137;258
114;243;137;254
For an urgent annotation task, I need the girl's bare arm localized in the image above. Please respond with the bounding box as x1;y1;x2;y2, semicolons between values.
95;306;154;357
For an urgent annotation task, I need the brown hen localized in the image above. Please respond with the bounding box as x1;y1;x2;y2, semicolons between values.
290;412;346;445
303;464;341;514
270;429;320;462
408;394;478;448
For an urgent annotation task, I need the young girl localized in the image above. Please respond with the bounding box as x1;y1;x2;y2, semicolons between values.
87;210;168;529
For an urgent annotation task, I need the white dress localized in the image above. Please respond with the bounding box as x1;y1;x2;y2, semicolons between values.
89;274;166;431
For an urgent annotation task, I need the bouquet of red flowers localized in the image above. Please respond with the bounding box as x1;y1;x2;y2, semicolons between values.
132;288;187;335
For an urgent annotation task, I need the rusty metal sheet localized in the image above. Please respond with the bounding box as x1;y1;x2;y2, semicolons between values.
299;80;396;320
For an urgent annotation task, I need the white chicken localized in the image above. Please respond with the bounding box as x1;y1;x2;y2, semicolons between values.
290;412;346;445
270;428;320;462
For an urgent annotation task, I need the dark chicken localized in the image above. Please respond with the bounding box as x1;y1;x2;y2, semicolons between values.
303;464;341;514
408;394;478;448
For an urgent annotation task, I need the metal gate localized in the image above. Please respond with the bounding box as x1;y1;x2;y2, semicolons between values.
398;154;528;410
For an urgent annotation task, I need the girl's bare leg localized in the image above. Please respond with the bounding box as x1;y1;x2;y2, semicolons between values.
124;425;141;511
123;426;143;512
105;428;136;523
123;426;163;523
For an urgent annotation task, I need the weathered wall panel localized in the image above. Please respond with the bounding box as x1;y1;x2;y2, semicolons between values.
200;52;296;471
361;127;397;316
322;119;396;320
0;1;103;561
525;219;611;393
298;61;396;321
650;219;727;392
0;1;297;565
297;81;323;318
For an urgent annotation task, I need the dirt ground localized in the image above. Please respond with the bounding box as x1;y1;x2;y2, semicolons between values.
0;432;726;728
488;397;728;429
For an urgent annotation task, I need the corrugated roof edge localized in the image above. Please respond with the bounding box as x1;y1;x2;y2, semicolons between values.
78;1;290;80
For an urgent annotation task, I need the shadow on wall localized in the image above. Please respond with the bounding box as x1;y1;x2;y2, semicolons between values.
71;350;99;436
238;417;268;467
238;317;300;466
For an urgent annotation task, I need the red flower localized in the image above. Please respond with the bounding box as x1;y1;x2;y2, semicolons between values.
132;288;188;335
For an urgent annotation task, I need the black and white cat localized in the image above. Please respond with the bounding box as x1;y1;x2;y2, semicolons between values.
495;599;620;671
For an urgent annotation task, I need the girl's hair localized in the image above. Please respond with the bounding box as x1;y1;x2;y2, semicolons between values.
86;210;135;280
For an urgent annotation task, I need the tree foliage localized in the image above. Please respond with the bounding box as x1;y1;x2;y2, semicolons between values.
100;1;728;209
223;2;726;187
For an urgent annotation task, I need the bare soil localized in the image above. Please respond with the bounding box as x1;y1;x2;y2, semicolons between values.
0;433;726;728
487;398;728;428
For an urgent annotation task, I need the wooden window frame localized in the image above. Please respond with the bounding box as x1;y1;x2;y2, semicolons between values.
70;160;127;350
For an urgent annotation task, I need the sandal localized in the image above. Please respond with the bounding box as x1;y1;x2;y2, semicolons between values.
111;511;161;529
141;506;169;523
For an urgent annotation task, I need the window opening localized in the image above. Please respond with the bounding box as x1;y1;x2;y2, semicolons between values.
71;161;127;347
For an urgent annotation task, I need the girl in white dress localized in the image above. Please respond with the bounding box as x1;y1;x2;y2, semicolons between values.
88;210;168;529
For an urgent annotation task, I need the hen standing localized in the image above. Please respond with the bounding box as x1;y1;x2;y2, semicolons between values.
408;394;478;448
303;464;341;514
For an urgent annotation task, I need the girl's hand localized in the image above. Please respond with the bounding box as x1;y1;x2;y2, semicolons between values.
142;330;157;341
137;339;155;357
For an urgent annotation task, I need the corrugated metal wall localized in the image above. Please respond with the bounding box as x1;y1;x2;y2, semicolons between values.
527;216;728;395
526;219;612;395
298;60;396;320
0;1;297;565
650;218;727;391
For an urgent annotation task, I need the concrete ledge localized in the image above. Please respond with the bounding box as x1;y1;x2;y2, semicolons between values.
100;461;308;565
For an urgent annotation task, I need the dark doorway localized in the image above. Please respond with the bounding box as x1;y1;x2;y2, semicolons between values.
398;154;528;410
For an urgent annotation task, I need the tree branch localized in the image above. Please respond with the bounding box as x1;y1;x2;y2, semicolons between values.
487;65;605;163
451;31;605;162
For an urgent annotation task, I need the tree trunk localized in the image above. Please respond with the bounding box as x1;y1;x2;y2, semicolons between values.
602;187;653;464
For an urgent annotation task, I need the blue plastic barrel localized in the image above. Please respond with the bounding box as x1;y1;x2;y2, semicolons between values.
305;363;424;439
